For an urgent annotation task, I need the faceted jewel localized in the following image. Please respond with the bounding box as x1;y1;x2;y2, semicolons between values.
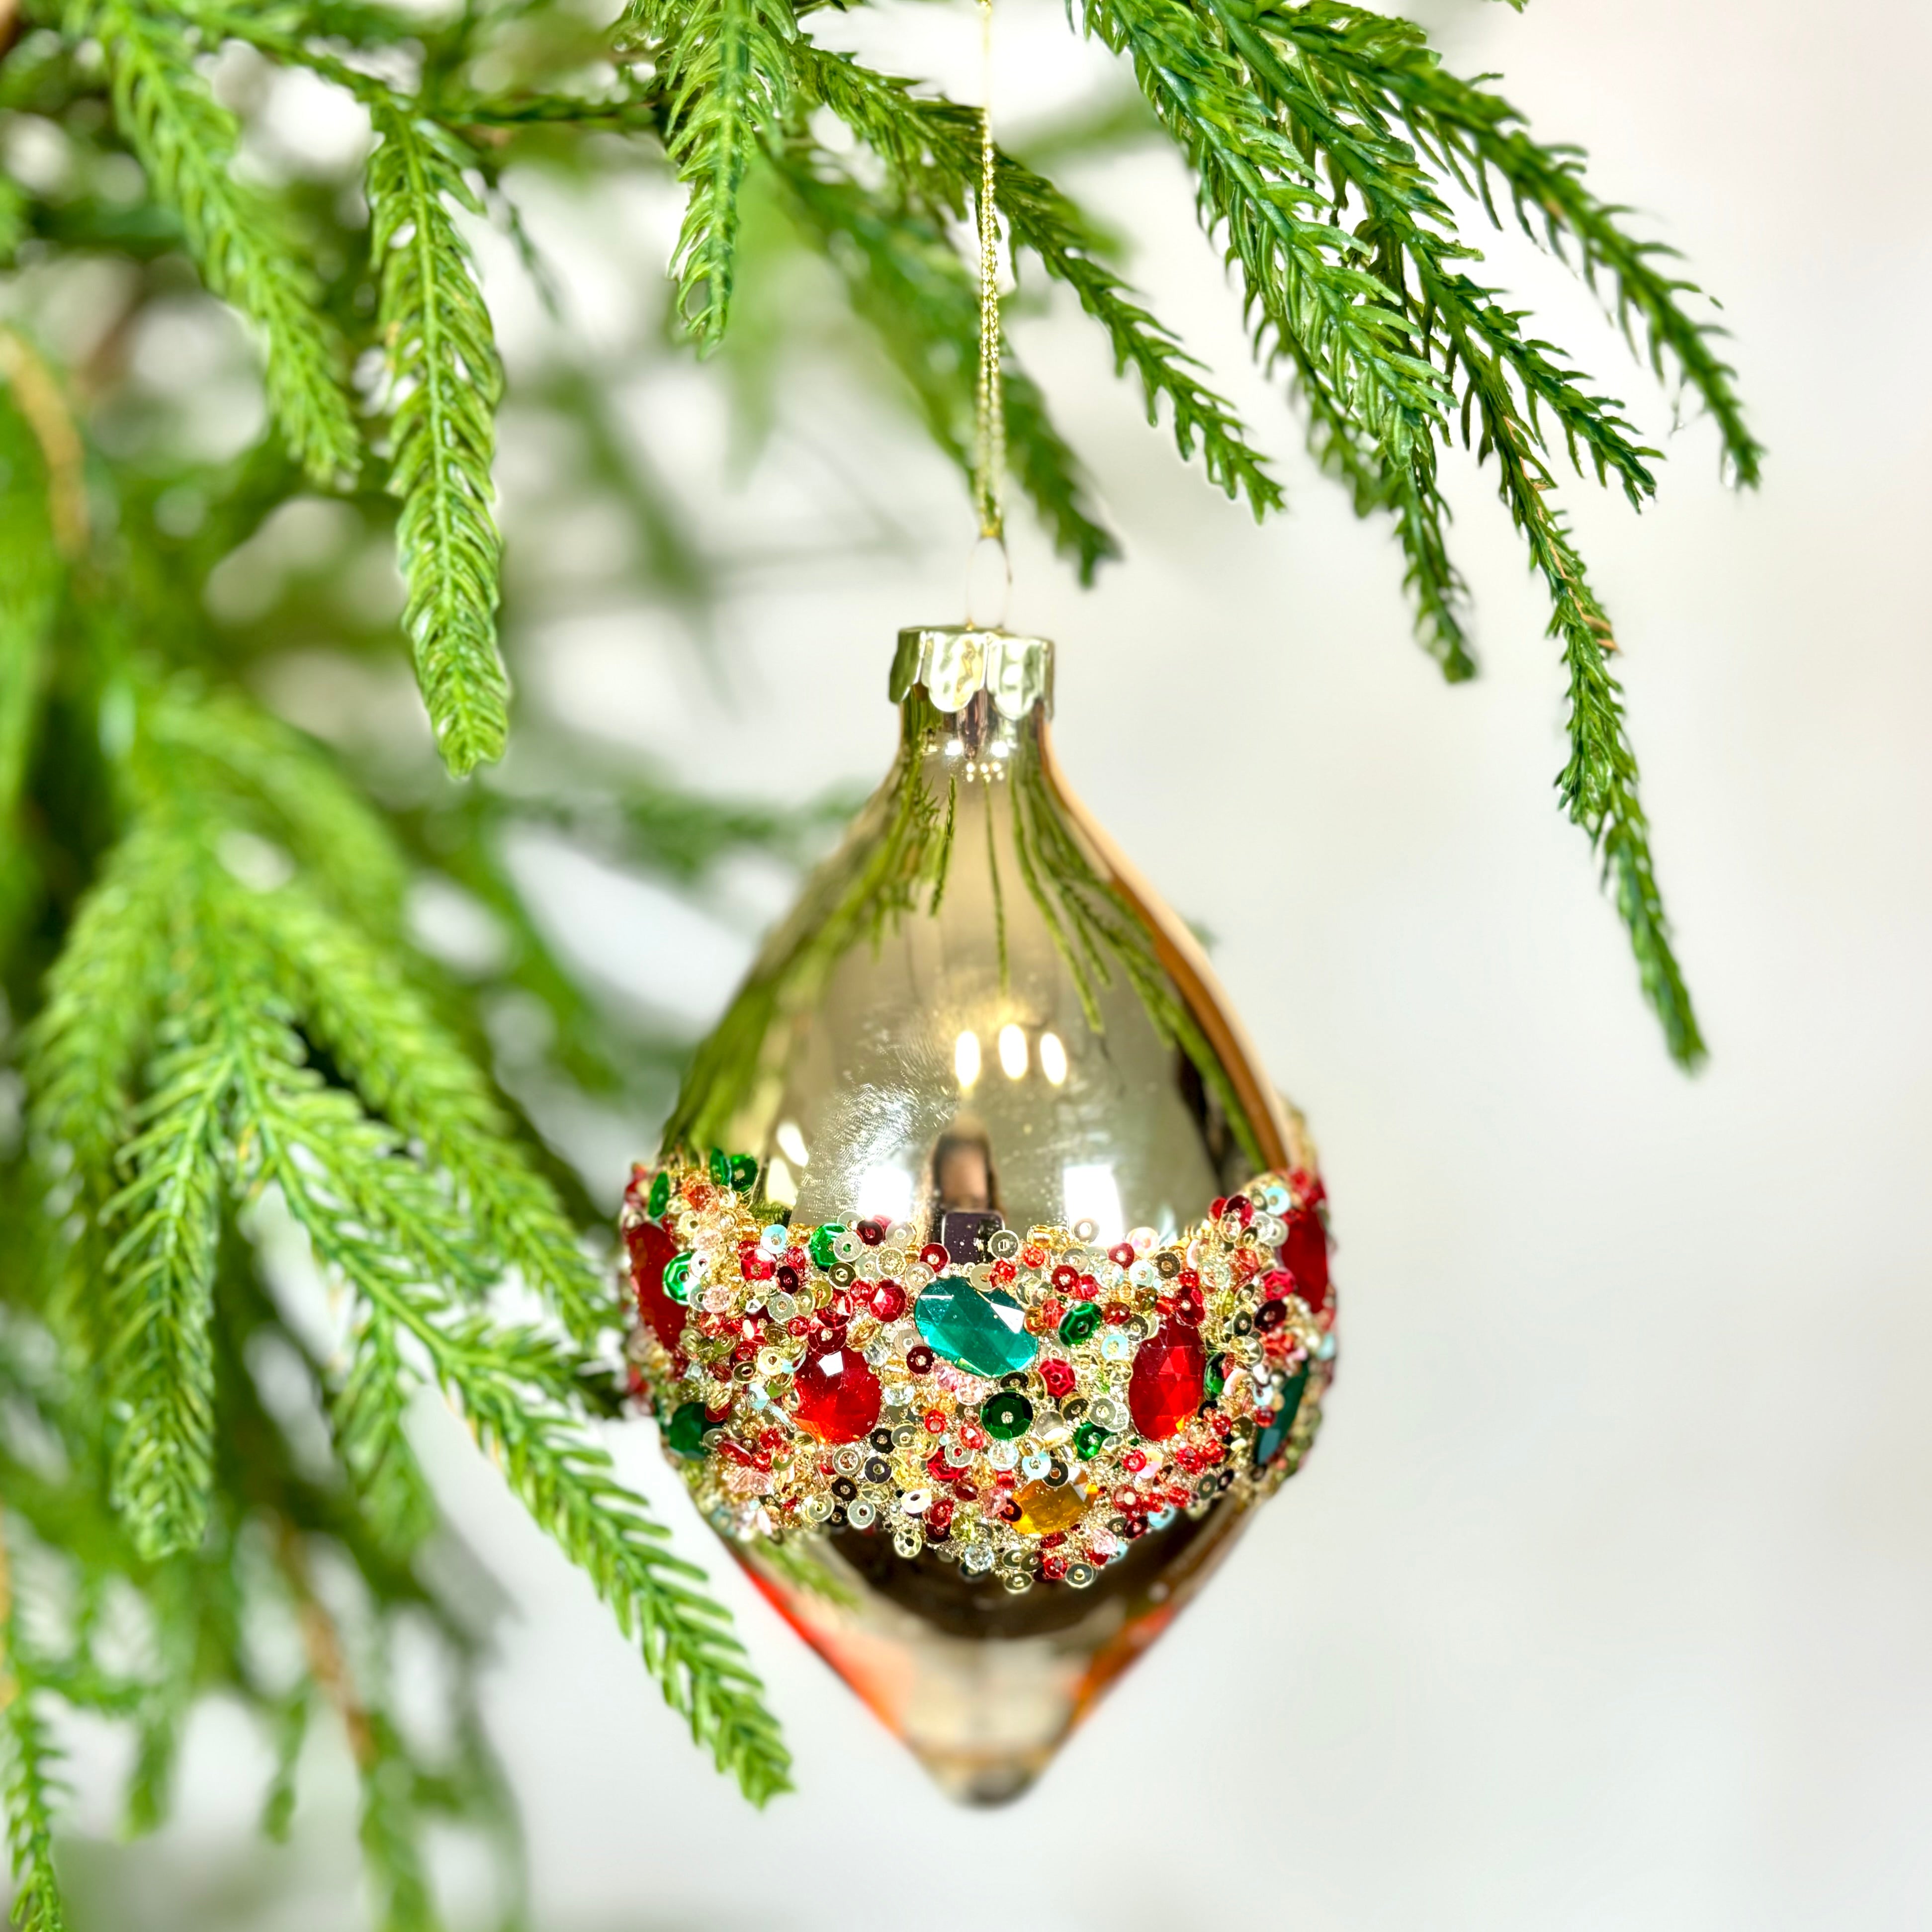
914;1276;1038;1379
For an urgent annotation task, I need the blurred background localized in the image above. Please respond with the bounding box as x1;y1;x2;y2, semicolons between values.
29;0;1932;1924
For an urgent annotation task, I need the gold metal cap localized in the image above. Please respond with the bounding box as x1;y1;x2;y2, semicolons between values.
889;626;1054;720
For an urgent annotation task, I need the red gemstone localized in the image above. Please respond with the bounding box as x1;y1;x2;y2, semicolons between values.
1280;1207;1331;1315
791;1346;881;1444
1128;1318;1207;1440
626;1220;685;1345
869;1279;908;1322
1040;1358;1075;1399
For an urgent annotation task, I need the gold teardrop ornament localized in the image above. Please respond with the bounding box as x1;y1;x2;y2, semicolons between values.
622;627;1337;1802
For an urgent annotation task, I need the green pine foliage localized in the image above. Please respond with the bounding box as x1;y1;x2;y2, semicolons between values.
0;0;1752;1916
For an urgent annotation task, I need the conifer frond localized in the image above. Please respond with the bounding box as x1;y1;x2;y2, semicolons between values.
780;158;1118;581
236;876;610;1340
0;388;58;942
366;105;509;777
72;0;359;482
98;963;230;1560
1262;2;1762;485
1080;0;1450;463
635;0;795;350
232;1020;791;1799
0;1632;69;1932
799;51;1282;519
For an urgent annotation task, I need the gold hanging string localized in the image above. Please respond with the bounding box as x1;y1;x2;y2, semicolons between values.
971;0;1005;547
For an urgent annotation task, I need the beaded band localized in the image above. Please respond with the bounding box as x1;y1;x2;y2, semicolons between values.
622;1154;1337;1589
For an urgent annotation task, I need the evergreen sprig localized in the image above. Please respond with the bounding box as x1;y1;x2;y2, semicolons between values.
69;0;359;482
367;106;510;776
632;0;797;349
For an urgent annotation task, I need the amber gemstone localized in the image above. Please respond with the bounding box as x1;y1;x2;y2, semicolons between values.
792;1345;882;1444
627;1220;686;1346
1128;1319;1207;1439
1014;1479;1085;1537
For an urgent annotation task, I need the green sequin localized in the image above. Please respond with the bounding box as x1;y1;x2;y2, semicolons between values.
729;1152;759;1191
981;1391;1034;1441
647;1169;671;1218
664;1253;694;1304
808;1224;846;1271
666;1402;708;1457
708;1147;731;1187
1058;1302;1102;1346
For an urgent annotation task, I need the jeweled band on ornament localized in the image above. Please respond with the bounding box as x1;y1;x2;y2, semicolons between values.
621;1153;1337;1589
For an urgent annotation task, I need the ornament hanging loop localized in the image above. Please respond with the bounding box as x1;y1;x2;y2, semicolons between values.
965;530;1011;630
969;0;1006;562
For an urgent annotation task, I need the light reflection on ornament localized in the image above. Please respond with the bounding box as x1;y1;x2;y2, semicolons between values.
997;1023;1028;1079
1062;1161;1125;1246
775;1119;810;1167
1039;1030;1068;1085
953;1029;981;1088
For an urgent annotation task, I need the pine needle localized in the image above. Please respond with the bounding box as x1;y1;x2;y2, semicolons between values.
75;0;360;482
366;106;509;777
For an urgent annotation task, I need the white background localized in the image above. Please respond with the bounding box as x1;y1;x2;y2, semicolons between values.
70;0;1932;1926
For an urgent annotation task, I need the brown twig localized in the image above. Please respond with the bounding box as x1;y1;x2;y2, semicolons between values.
0;1509;19;1719
275;1524;377;1771
0;330;89;558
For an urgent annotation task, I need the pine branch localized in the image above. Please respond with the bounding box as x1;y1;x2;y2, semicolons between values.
799;50;1282;518
139;887;793;1800
366;105;509;777
1266;2;1762;485
632;0;795;350
1281;331;1475;679
232;876;609;1340
71;0;359;482
1078;0;1449;463
778;156;1118;581
0;385;59;942
1196;0;1659;508
1455;339;1704;1062
97;951;230;1561
1;1530;69;1932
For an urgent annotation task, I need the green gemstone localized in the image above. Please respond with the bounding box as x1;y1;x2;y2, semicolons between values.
647;1169;671;1218
666;1402;708;1457
707;1147;731;1187
914;1277;1038;1379
981;1391;1034;1441
1203;1350;1228;1408
1058;1302;1102;1346
728;1152;759;1191
1252;1368;1309;1469
1073;1422;1108;1460
664;1252;694;1304
808;1223;846;1271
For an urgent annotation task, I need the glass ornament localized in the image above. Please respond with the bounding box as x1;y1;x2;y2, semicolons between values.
631;626;1335;1803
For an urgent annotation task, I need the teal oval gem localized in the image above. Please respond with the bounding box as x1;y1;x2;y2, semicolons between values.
666;1401;708;1457
1253;1367;1308;1468
664;1252;694;1304
1058;1302;1102;1347
808;1223;846;1271
915;1277;1038;1379
647;1169;671;1217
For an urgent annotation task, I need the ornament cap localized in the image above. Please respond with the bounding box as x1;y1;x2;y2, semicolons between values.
890;625;1054;720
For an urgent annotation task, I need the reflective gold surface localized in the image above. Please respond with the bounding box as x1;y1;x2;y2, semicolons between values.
658;628;1321;1802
